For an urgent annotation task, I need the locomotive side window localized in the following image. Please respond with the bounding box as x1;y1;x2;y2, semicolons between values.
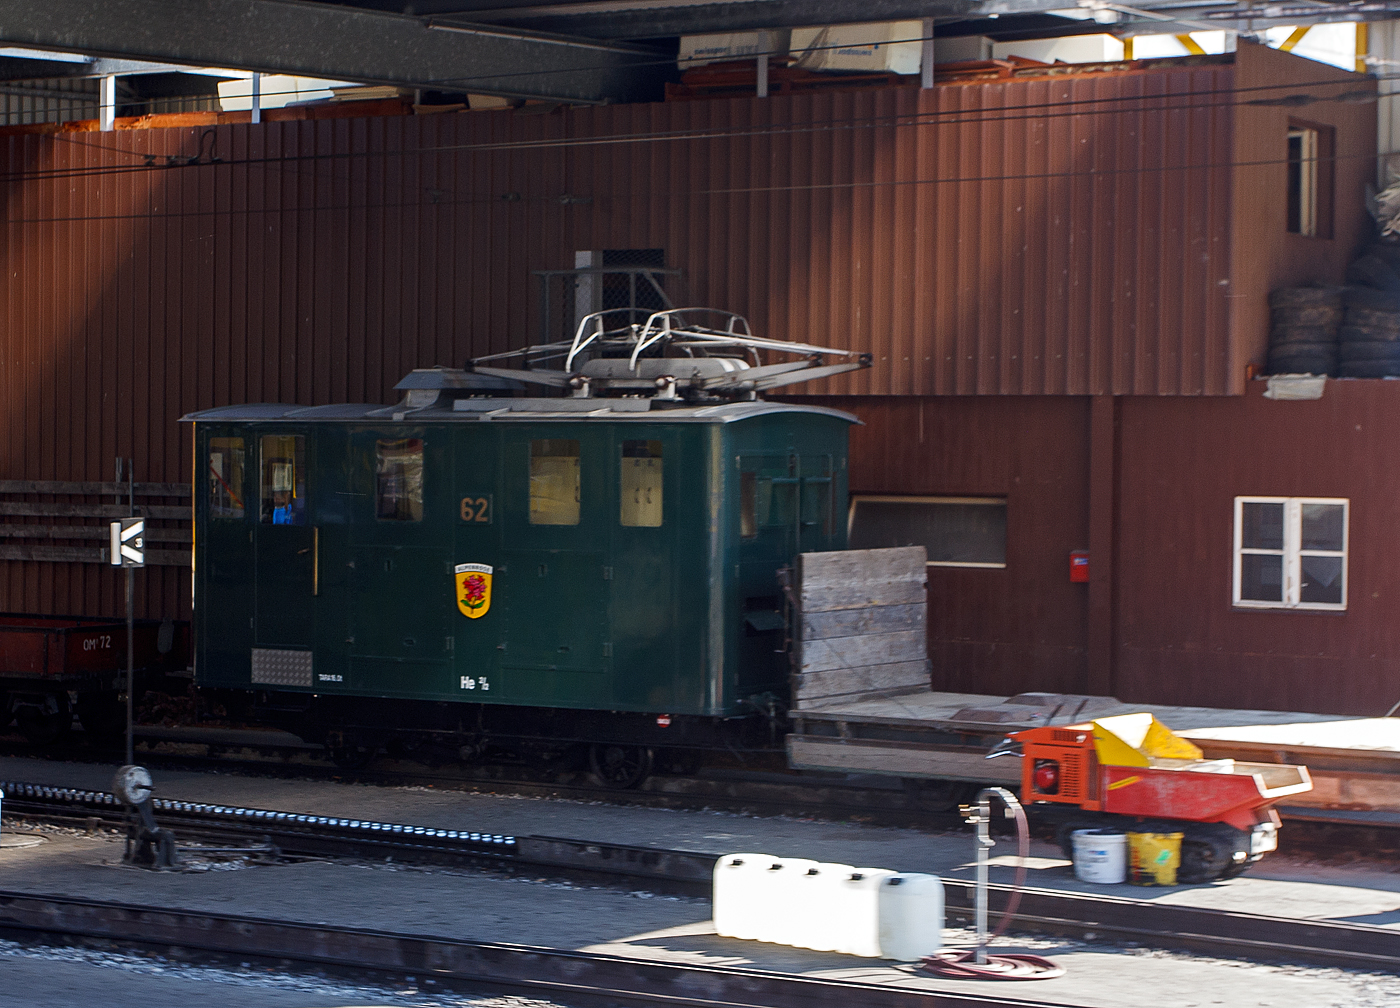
260;435;307;525
738;460;796;538
740;472;757;538
620;440;662;527
530;439;580;525
208;437;246;519
376;438;424;521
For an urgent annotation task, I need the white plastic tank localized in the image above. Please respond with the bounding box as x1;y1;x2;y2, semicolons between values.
767;858;819;945
877;873;945;960
788;861;849;952
1072;829;1128;884
713;853;770;939
831;867;898;956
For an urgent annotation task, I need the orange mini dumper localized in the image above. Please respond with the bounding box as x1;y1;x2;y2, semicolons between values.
1003;713;1313;882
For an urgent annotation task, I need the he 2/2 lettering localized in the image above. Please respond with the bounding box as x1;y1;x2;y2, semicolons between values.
459;676;491;691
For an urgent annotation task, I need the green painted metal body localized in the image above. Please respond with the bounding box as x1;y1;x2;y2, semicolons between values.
185;401;854;718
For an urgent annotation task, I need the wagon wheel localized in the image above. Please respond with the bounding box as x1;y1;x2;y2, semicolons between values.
16;694;72;746
589;743;654;789
76;691;127;746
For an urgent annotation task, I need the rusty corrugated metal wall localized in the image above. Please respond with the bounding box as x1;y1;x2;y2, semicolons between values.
0;58;1243;618
564;62;1236;397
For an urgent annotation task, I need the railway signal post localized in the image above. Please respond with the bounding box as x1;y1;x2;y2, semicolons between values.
109;517;145;765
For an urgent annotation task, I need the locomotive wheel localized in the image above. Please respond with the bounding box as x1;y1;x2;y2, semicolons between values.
328;742;378;771
15;694;72;746
655;747;703;777
589;743;654;789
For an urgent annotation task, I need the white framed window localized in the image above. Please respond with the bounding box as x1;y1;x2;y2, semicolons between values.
848;495;1006;568
1233;497;1347;610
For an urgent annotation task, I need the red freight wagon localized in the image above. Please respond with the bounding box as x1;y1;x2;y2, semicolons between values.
0;613;187;744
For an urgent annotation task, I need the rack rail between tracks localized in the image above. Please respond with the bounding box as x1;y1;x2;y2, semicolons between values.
3;779;1399;973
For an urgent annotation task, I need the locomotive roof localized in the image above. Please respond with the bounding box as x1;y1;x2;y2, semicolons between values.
180;398;860;425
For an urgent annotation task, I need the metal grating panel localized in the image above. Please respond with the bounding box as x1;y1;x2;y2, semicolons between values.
251;648;313;687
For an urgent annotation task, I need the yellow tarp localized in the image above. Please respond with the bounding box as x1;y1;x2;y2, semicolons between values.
1092;712;1203;767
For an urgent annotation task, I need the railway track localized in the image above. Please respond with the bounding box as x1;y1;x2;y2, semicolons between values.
4;778;1400;976
0;890;1073;1008
0;728;979;829
8;727;1398;866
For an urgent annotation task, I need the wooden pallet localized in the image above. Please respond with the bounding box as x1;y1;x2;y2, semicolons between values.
0;480;191;566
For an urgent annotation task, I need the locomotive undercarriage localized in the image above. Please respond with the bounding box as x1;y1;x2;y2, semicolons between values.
219;689;787;787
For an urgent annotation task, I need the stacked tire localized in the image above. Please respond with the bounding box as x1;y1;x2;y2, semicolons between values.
1267;287;1342;376
1338;244;1400;378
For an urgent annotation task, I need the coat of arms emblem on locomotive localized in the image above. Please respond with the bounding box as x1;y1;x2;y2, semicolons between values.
454;563;493;618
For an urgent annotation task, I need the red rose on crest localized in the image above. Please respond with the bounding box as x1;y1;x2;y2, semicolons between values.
463;573;487;609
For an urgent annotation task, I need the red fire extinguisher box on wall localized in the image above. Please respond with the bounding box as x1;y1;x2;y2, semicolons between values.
1069;550;1089;582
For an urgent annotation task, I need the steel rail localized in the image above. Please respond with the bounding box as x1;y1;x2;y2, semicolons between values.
0;890;1060;1008
3;779;1399;972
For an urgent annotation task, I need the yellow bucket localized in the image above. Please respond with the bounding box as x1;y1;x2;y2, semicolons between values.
1128;832;1183;886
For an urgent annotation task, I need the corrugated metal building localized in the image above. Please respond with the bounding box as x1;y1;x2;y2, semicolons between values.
0;40;1387;713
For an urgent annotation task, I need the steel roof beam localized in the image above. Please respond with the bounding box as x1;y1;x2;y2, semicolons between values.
464;0;976;37
0;0;662;103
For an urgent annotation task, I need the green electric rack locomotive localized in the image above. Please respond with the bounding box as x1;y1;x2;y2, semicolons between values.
184;309;869;780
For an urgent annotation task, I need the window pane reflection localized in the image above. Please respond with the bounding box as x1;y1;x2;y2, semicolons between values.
1300;555;1344;605
1300;503;1345;551
620;440;662;528
209;437;245;519
1240;502;1284;550
376;438;423;522
1239;553;1284;603
530;439;580;525
260;435;306;525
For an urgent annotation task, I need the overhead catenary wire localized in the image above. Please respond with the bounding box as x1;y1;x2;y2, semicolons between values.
6;141;1399;227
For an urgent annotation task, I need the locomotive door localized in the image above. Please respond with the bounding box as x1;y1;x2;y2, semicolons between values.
496;428;612;706
198;428;256;686
345;428;452;696
607;433;676;708
253;431;318;650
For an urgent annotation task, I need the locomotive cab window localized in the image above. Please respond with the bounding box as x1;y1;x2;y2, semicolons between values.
376;438;423;521
530;439;580;525
740;472;757;538
738;461;796;540
620;440;662;527
208;437;246;519
260;435;306;525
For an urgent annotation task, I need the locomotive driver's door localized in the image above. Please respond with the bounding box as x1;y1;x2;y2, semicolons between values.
253;432;317;649
345;429;453;695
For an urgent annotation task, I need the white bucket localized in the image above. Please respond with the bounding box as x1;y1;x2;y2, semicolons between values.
1072;829;1127;884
